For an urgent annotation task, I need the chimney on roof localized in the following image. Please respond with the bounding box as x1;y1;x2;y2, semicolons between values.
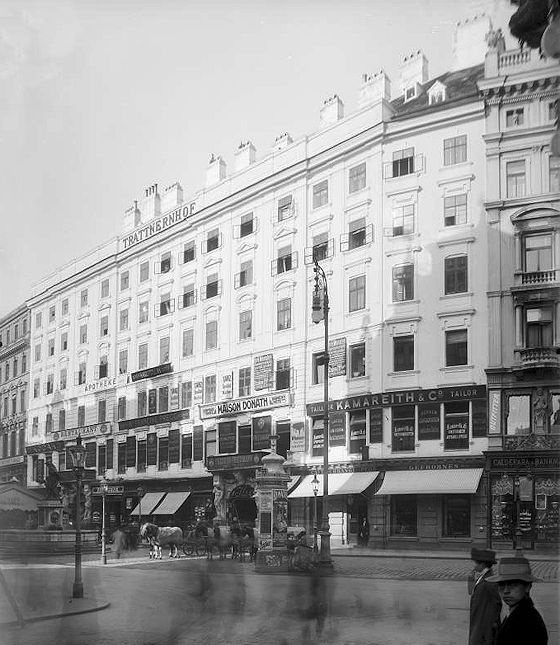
206;154;226;187
452;13;493;71
273;132;293;152
399;50;428;97
140;183;160;222
320;94;344;128
122;200;142;233
358;70;391;108
161;182;183;213
234;140;256;172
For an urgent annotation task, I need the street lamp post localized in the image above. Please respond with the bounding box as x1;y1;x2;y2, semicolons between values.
68;435;87;599
312;259;332;567
100;477;109;565
136;486;145;543
311;471;319;553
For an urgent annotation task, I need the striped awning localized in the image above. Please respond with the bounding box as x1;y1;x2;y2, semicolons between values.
129;492;166;516
288;472;379;498
151;492;191;515
375;468;484;495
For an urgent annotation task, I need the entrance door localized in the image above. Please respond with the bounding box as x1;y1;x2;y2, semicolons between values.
228;484;257;525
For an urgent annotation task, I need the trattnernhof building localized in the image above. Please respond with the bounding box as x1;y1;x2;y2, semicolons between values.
24;16;560;551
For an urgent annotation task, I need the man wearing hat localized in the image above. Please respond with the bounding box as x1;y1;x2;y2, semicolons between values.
487;556;548;645
468;547;501;645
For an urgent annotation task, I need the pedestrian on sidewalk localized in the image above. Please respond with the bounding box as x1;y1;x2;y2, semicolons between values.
467;547;501;645
487;556;548;645
358;517;370;547
112;526;127;559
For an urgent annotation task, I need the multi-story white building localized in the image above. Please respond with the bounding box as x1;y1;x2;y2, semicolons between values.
24;16;557;550
480;34;560;551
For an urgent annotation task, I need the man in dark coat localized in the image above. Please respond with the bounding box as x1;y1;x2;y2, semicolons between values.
487;556;548;645
468;547;501;645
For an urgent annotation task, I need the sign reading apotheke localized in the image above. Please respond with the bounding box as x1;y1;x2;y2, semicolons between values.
84;374;129;393
200;391;292;420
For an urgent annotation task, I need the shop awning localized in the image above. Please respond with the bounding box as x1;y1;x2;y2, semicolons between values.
375;468;484;495
130;492;166;516
287;476;302;494
151;491;192;515
288;472;379;498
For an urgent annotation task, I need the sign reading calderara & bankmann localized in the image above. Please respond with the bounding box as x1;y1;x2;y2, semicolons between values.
200;391;292;420
120;202;196;251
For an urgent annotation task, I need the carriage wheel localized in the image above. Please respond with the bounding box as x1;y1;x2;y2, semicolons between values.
195;542;207;557
182;543;194;556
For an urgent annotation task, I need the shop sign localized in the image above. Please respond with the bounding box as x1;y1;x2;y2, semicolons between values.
52;422;112;442
26;440;65;455
490;455;560;470
488;391;501;435
418;403;440;441
312;423;324;451
206;452;264;471
118;409;190;431
91;485;124;495
218;420;237;454
193;381;203;405
329;411;346;446
221;373;233;400
444;415;469;450
121;201;196;251
200;391;292;419
328;337;347;378
290;422;305;452
306;385;487;415
84;374;129;393
252;416;271;451
392;420;414;451
254;354;274;391
131;362;173;383
0;455;25;466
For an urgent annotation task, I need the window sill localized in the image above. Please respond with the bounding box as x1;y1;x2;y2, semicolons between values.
440;365;473;372
439;292;473;300
391;299;420;306
387;370;420;376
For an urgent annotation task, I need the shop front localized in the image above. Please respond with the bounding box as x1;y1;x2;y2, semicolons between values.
487;450;560;552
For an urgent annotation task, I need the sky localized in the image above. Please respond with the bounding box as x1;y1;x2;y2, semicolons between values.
0;0;516;318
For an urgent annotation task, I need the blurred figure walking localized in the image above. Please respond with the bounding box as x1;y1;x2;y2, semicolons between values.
112;526;127;559
467;547;501;645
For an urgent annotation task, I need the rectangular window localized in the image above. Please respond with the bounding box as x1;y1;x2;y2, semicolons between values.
78;362;86;385
240;212;254;237
206;228;219;253
312;232;329;262
205;274;219;299
158;437;168;470
239;310;252;341
148;389;157;414
391;496;417;536
392;264;414;302
443;496;470;537
22;354;27;372
392;405;415;452
139;261;149;282
181;381;193;408
276;246;293;274
48;338;55;356
276;358;291;390
101;279;109;299
119;309;129;332
506;394;530;435
349;275;366;312
524;234;553;272
5;363;9;381
392;204;414;236
100;315;109;337
444;256;468;294
277;194;293;221
525;306;553;347
348;217;367;249
159;336;170;364
392;147;414;177
181;283;196;309
444;194;467;226
350;343;366;378
277;297;291;331
238;367;251;397
46;373;54;394
394;335;414;372
349;162;366;193
35;311;42;329
99;356;108;379
235;260;253;288
506;107;524;127
205;429;216;459
32;417;38;436
137;391;147;417
312;179;329;209
206;320;218;350
445;329;468;366
182;328;194;357
138;343;148;370
118;349;128;374
182;240;195;263
60;368;67;390
349;410;366;454
158;386;169;412
160;251;172;274
443;135;467;165
77;405;85;427
120;270;130;291
204;376;216;404
312;352;325;385
443;401;469;450
45;412;53;433
34;343;41;362
98;399;107;422
117;396;126;420
550;157;560;192
80;324;88;344
61;332;68;351
507;160;526;198
61;299;68;316
49;305;56;323
138;301;149;324
81;289;88;307
238;424;252;454
159;292;173;316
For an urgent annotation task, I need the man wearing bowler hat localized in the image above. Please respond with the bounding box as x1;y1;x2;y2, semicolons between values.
468;547;501;645
487;556;548;645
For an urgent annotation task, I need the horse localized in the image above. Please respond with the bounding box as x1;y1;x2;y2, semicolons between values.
140;523;183;559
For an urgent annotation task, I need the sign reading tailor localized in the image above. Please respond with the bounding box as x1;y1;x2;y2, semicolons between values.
121;202;196;251
290;422;305;452
252;416;271;451
218;420;237;454
254;354;274;391
200;391;291;420
369;408;383;444
418;403;440;440
222;373;233;400
329;411;346;446
328;337;347;378
444;415;469;450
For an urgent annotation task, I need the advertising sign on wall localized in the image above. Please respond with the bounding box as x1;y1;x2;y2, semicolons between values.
328;337;347;378
252;416;271;451
329;411;346;446
254;354;274;391
218;420;237;454
193;381;204;405
418;403;440;440
222;373;233;400
444;415;469;450
290;422;305;452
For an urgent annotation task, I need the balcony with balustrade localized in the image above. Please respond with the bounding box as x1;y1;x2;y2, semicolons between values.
513;346;560;372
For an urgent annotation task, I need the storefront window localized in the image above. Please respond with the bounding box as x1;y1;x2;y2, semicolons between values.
391;406;415;452
550;394;560;433
491;475;514;540
349;410;366;454
535;477;560;543
442;496;470;537
391;495;417;536
506;395;530;435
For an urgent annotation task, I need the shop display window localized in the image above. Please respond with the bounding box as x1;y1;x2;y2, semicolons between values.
506;394;530;435
535;477;560;543
443;495;470;537
491;475;514;540
390;495;417;536
550;394;560;433
391;406;415;452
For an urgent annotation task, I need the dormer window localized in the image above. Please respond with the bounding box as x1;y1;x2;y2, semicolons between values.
428;81;446;106
404;85;417;102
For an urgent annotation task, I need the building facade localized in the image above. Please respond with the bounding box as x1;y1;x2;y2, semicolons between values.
480;37;560;551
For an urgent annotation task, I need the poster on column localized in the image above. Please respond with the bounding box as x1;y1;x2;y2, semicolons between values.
273;488;288;547
444;415;469;450
329;411;346;446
